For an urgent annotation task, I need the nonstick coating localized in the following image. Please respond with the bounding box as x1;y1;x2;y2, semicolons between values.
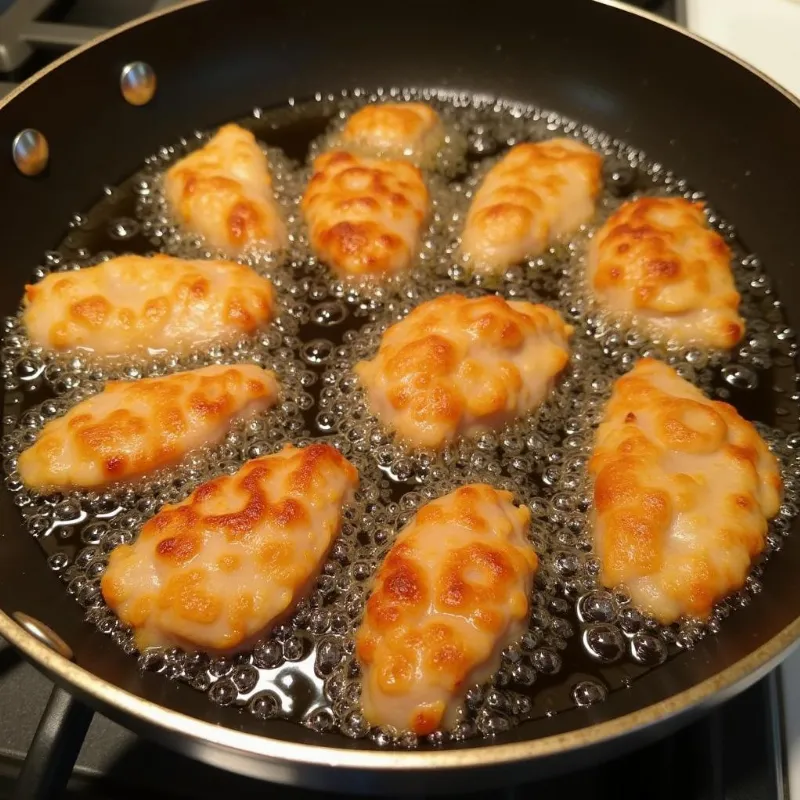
1;0;800;793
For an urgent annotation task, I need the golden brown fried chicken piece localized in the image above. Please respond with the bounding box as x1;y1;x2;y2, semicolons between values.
102;443;359;654
355;294;572;450
19;365;278;492
164;123;287;256
586;197;744;349
460;138;602;275
590;358;781;623
302;150;429;279
356;483;537;734
22;254;276;357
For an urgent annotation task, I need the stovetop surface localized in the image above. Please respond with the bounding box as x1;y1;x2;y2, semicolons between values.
0;0;791;797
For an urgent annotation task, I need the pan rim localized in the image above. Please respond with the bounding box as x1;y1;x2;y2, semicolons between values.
1;0;800;773
3;604;800;769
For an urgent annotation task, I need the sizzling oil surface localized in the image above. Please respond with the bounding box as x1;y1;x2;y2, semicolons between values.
2;88;800;747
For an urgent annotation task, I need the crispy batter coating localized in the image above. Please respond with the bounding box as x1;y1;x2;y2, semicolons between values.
356;483;537;734
164;123;287;255
339;102;444;166
18;365;278;492
587;197;744;349
460;138;602;275
301;150;429;279
590;358;782;623
355;294;573;450
101;443;359;654
22;254;275;357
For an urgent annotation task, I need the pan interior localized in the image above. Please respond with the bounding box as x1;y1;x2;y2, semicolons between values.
2;86;799;752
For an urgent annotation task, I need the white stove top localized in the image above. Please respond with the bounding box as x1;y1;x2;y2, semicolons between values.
686;0;800;100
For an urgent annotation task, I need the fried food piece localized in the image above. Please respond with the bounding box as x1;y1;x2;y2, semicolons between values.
22;254;275;357
590;358;782;623
356;483;536;734
301;150;429;279
460;138;603;275
339;102;444;166
586;197;744;349
101;443;359;654
355;294;573;450
164;123;287;255
18;365;278;493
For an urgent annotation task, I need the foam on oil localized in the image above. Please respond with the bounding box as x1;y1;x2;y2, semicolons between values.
1;88;799;748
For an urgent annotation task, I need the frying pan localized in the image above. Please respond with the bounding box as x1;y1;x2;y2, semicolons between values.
1;0;800;794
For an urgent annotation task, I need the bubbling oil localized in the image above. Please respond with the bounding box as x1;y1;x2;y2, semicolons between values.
1;87;800;748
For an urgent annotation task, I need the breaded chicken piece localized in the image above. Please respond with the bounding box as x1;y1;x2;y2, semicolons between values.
586;197;744;349
164;123;287;256
101;443;359;654
339;102;444;167
460;138;603;275
356;483;537;734
302;150;429;279
355;294;573;450
19;365;278;492
590;358;782;623
22;254;275;357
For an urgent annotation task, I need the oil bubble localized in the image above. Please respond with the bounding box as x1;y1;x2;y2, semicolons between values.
571;679;608;707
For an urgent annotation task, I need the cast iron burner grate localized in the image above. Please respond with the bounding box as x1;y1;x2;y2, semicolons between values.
0;0;181;97
2;0;781;798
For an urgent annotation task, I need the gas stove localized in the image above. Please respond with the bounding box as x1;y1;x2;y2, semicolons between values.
0;1;796;798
